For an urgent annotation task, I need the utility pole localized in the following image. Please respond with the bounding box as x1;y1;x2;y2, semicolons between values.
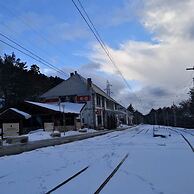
62;104;65;131
186;66;194;86
104;80;112;96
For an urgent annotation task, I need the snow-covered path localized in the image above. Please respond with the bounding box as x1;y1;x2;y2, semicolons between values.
0;125;194;194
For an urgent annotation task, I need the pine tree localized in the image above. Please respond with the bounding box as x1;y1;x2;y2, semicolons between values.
0;53;63;107
189;88;194;117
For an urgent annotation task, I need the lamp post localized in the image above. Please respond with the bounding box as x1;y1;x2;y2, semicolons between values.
62;104;65;132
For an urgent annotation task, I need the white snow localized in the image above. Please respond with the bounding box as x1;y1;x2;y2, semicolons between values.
26;128;97;141
0;125;194;194
9;108;31;119
27;129;52;141
25;101;85;114
117;124;131;129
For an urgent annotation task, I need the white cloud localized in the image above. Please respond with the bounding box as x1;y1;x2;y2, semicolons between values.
85;0;194;113
141;0;194;42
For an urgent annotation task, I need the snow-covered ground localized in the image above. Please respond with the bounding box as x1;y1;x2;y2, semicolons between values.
0;125;194;194
26;128;97;141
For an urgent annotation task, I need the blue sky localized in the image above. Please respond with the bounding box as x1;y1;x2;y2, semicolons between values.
1;0;194;113
0;0;151;70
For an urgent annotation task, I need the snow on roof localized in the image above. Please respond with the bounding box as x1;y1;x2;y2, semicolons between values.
10;108;31;119
26;101;85;114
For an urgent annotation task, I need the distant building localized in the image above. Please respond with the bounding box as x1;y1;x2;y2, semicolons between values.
40;71;133;129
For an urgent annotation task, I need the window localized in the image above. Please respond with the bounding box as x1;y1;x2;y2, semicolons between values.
106;100;114;110
96;95;101;107
102;97;105;107
97;115;102;125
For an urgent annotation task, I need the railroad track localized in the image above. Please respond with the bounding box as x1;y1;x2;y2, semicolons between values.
145;128;149;134
105;127;145;140
136;128;145;134
180;134;194;152
131;128;145;137
45;166;89;194
168;128;194;152
174;127;194;136
93;153;129;194
45;154;129;194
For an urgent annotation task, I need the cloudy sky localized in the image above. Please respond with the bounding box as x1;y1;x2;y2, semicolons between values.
1;0;194;113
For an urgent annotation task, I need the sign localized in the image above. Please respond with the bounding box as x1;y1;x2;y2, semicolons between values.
3;123;19;137
44;98;59;103
76;95;91;102
44;122;54;132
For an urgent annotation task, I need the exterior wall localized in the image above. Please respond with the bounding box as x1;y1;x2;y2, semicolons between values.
83;94;132;129
81;99;95;128
95;94;104;129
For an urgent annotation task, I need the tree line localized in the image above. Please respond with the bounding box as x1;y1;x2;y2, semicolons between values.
0;53;63;109
128;88;194;128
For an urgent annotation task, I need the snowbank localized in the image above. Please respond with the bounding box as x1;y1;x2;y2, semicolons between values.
27;128;97;142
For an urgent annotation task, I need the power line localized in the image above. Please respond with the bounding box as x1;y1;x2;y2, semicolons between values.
76;0;110;55
71;0;142;106
0;32;68;77
0;39;68;77
0;2;70;66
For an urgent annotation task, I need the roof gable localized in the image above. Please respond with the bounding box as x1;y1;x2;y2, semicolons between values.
0;108;31;120
41;74;89;98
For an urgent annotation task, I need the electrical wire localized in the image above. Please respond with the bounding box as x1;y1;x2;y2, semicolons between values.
0;2;70;66
0;32;69;77
71;0;142;106
0;39;68;77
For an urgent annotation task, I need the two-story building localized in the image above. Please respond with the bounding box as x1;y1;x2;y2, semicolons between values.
40;71;133;129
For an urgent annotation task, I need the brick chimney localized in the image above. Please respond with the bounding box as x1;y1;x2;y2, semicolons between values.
87;78;92;88
70;72;74;77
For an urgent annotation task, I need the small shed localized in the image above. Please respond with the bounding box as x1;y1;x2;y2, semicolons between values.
0;108;31;139
18;101;86;132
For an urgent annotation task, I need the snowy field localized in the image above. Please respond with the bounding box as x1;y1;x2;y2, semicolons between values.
0;125;194;194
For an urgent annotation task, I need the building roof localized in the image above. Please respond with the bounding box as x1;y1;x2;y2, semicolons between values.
26;101;85;114
40;73;89;98
0;108;31;120
40;72;119;105
10;108;31;119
